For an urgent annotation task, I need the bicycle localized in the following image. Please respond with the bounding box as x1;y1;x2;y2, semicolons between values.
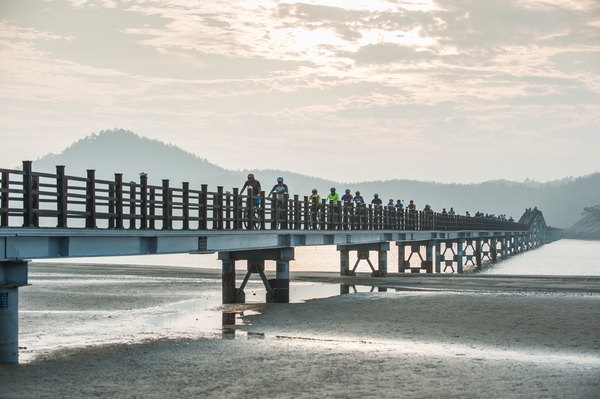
271;190;288;229
242;187;262;229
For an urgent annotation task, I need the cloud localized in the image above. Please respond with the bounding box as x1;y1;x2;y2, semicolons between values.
0;0;598;183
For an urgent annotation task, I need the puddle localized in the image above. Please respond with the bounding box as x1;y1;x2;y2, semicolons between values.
144;282;378;337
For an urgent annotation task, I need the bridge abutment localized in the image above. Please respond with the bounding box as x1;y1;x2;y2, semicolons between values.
0;261;28;363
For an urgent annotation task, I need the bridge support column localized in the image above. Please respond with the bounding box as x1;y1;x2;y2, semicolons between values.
221;259;239;304
337;242;389;277
377;249;388;277
218;248;294;304
424;241;434;273
435;241;441;273
475;238;482;268
491;238;498;261
275;260;290;303
457;239;465;274
397;244;406;273
1;261;28;364
340;250;350;276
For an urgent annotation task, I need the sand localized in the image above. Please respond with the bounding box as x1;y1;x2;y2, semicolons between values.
0;263;599;398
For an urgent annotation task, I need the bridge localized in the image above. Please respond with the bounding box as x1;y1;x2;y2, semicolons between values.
0;161;552;362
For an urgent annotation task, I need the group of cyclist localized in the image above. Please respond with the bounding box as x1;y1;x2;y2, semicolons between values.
242;173;409;211
241;174;513;221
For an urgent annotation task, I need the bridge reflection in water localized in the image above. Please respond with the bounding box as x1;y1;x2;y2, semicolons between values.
0;161;555;363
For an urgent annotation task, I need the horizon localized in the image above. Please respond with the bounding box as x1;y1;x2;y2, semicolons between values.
1;1;599;184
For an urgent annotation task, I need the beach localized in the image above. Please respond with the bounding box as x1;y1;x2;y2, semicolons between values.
1;263;599;398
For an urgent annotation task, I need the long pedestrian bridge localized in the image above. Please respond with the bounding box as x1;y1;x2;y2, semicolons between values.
1;162;554;362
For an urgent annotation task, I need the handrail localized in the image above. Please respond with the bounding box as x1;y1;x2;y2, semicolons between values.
0;161;537;232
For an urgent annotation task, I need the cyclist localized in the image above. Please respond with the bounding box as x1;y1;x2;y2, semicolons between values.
341;189;353;204
307;189;321;227
371;193;382;208
387;199;395;210
395;200;404;210
353;191;364;205
308;188;321;203
241;173;262;206
269;177;288;199
327;187;340;205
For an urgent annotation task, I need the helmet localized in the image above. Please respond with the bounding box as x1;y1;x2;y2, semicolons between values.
277;177;284;183
247;173;254;179
374;193;378;197
330;187;336;192
389;199;393;202
345;189;350;193
355;191;360;195
312;189;317;193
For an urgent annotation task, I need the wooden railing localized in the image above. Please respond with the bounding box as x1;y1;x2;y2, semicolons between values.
0;162;530;232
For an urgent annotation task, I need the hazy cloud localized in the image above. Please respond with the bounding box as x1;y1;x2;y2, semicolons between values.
0;0;598;183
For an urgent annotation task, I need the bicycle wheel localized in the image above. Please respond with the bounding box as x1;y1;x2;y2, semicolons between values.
243;208;261;229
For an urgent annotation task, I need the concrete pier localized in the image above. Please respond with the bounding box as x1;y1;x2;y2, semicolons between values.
218;248;294;303
337;242;390;277
0;261;28;363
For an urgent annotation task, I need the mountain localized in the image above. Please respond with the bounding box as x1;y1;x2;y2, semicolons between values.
33;129;242;189
27;129;600;228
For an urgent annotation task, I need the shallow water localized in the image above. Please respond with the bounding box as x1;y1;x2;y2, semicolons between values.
480;239;600;275
40;238;600;276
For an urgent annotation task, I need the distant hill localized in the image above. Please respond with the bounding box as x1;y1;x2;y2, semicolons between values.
27;129;600;228
566;205;600;240
33;129;242;189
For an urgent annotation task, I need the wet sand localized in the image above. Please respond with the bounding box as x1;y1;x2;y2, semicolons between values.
1;263;599;398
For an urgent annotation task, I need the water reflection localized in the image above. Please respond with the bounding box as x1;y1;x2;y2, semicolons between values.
147;283;383;340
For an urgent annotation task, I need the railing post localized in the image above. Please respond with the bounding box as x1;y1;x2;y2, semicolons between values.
22;161;33;227
259;191;266;230
115;173;123;229
233;188;240;230
129;181;136;229
182;182;190;230
1;171;8;227
216;186;224;230
199;184;208;230
162;179;171;230
140;173;148;230
32;173;40;227
224;189;231;230
85;169;96;228
56;166;67;228
149;187;155;229
293;195;300;230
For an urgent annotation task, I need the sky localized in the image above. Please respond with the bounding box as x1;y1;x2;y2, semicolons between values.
1;0;599;184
